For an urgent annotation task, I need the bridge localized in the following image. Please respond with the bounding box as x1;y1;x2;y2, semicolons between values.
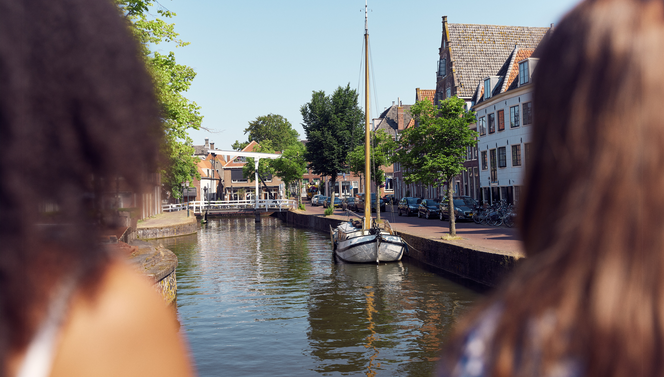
162;199;297;216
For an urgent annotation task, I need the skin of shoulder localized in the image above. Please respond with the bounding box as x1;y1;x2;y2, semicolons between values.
49;260;195;377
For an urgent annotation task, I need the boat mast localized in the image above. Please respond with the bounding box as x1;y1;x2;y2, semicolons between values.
363;0;371;230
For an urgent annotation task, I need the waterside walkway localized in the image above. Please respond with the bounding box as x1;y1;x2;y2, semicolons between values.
302;202;524;258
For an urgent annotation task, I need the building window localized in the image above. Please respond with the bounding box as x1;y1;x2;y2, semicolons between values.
446;87;451;98
490;149;497;182
522;102;533;125
498;147;507;168
439;59;446;77
510;105;520;128
519;61;529;85
484;78;491;99
512;144;522;166
514;186;521;204
525;143;531;165
481;151;488;170
497;109;505;131
488;113;495;134
479;116;486;136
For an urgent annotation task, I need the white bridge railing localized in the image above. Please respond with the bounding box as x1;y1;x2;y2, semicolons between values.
162;199;296;214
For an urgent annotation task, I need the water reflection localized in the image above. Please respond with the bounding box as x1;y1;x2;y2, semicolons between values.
161;217;480;376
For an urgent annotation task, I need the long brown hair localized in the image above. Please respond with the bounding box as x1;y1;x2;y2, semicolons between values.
442;0;664;376
0;0;161;373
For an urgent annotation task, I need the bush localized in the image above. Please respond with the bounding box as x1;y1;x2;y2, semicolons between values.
324;206;334;216
298;203;306;211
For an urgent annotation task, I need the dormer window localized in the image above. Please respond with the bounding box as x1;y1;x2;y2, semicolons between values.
519;61;529;85
438;58;446;77
484;78;491;99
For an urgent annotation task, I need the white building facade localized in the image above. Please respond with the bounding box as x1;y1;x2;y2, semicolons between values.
474;58;536;205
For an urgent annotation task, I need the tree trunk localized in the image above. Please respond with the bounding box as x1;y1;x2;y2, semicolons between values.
330;176;337;200
297;179;302;207
448;179;456;237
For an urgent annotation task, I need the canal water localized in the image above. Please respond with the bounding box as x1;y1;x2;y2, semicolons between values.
160;217;482;377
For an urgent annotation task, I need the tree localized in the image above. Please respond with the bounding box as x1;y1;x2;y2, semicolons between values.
301;84;364;197
395;97;477;236
242;141;277;199
233;114;299;152
271;143;308;206
115;0;203;199
348;129;396;221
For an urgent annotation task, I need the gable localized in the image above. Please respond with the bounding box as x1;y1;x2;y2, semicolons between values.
445;22;550;98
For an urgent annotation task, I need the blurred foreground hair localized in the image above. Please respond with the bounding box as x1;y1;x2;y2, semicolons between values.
443;0;664;376
0;0;161;371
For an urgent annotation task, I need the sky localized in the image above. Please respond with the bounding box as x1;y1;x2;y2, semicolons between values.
151;0;581;151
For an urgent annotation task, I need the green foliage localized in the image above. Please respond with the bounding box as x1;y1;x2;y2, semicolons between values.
395;97;477;236
301;84;364;192
233;114;299;152
242;141;276;182
298;203;306;211
231;140;250;151
115;0;202;199
395;97;477;188
348;129;396;186
324;206;334;216
271;143;308;191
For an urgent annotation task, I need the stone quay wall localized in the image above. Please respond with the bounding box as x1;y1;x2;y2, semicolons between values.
128;241;178;305
136;217;197;240
275;210;519;287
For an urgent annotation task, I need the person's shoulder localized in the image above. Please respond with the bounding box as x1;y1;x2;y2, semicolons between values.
436;304;502;377
51;260;195;377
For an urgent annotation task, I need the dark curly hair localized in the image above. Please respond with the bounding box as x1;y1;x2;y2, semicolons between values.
0;0;162;371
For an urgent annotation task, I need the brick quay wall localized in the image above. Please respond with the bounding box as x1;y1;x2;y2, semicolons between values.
275;210;520;288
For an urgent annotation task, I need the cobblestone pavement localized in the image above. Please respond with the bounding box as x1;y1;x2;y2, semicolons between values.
302;201;524;257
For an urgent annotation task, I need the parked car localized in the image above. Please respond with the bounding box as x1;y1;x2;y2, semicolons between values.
397;197;422;216
311;194;322;206
356;193;386;212
342;197;357;211
381;194;395;204
418;199;440;219
332;197;343;208
439;197;475;221
319;196;329;208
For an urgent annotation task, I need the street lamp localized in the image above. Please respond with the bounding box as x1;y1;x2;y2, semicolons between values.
210;153;217;202
203;186;208;210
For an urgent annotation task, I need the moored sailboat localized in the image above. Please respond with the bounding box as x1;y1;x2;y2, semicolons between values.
331;1;407;263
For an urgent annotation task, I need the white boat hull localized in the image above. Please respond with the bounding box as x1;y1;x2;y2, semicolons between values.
332;224;406;263
377;234;406;262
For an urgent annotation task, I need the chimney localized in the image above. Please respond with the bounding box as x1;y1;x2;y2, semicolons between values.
204;138;209;149
210;142;215;150
397;100;404;131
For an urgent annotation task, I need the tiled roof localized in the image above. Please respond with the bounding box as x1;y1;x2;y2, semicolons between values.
416;88;435;104
197;159;212;178
447;23;550;98
374;104;413;137
222;140;260;168
473;46;535;106
503;48;534;92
